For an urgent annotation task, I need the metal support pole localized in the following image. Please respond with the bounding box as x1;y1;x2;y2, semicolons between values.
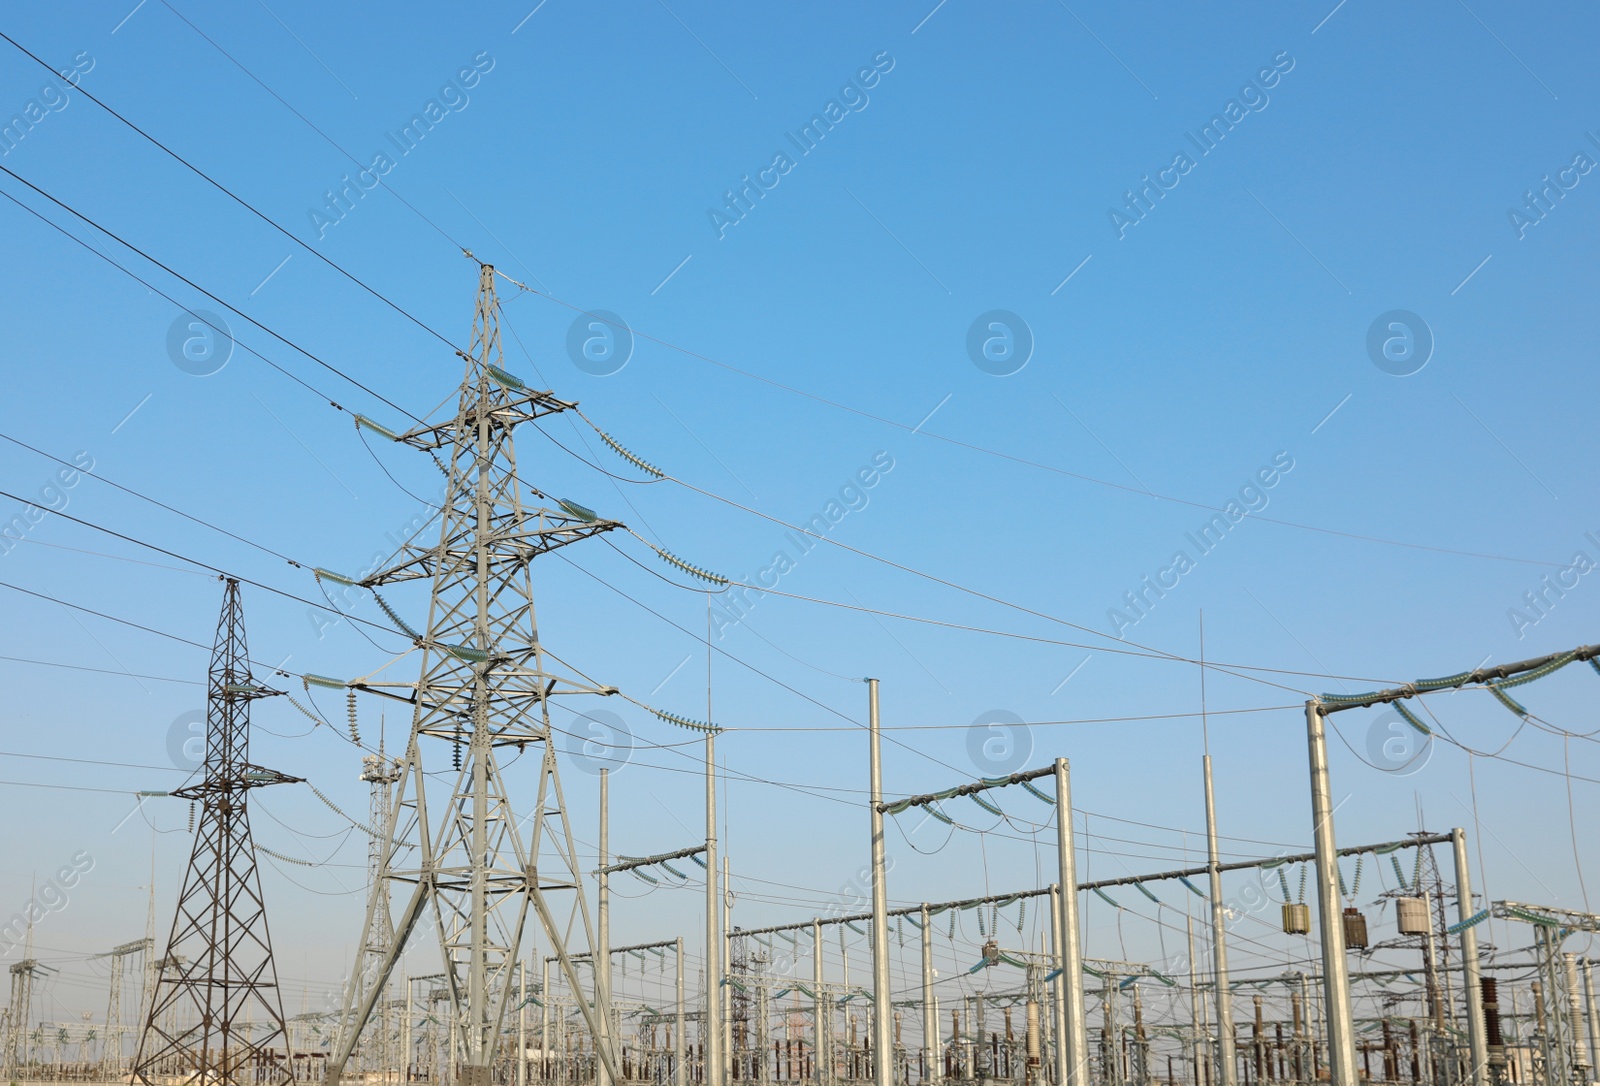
395;972;403;1081
598;770;611;1086
542;961;550;1085
1203;755;1236;1086
923;904;939;1086
1451;828;1488;1086
815;921;828;1086
1187;916;1204;1086
1580;959;1593;1086
1055;758;1089;1086
707;730;722;1086
868;679;893;1086
1305;700;1357;1086
1051;886;1067;1086
519;961;529;1086
724;856;733;1084
676;937;686;1086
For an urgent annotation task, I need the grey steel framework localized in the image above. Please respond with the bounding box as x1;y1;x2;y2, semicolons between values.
131;578;301;1086
329;264;621;1086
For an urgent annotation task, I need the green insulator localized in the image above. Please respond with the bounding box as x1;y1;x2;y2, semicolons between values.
971;793;1003;817
1486;682;1528;717
557;498;599;522
354;415;401;441
656;547;729;585
595;428;665;478
304;674;347;689
1414;670;1473;692
1395;702;1431;735
488;365;525;390
373;590;420;640
654;708;719;734
314;568;361;587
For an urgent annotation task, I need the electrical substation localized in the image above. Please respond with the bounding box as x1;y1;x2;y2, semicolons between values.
0;265;1593;1086
0;13;1594;1086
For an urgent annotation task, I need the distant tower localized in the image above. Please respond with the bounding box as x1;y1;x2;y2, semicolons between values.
328;264;623;1086
131;578;302;1086
94;937;152;1076
352;735;402;1071
4;925;55;1077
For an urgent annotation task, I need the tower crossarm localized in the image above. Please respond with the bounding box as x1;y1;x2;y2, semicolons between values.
361;512;622;587
170;763;303;800
1493;900;1600;932
394;389;577;450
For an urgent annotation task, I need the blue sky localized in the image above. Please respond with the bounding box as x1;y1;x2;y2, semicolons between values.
0;0;1597;1035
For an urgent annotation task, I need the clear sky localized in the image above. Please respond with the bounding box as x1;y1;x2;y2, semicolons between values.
0;0;1596;1037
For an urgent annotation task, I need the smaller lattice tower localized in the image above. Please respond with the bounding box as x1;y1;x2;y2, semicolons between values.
131;578;302;1086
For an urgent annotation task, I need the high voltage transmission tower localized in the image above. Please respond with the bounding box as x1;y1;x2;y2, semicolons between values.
329;263;623;1086
132;578;301;1086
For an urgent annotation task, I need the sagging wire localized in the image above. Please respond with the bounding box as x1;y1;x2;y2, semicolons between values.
563;405;1399;696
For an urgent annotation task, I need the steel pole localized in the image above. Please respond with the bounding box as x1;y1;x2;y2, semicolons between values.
519;962;529;1086
707;729;722;1086
868;679;894;1086
1305;700;1357;1086
598;770;611;1086
1203;755;1236;1086
1187;916;1204;1086
1055;758;1089;1086
923;904;939;1086
1451;828;1488;1086
724;856;734;1084
1585;961;1600;1086
677;938;686;1086
815;921;828;1086
1050;885;1066;1086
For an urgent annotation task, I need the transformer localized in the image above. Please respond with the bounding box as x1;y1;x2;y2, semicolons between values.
1396;897;1429;935
1282;903;1311;935
1342;907;1369;949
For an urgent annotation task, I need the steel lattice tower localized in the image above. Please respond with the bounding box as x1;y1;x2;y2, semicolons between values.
131;578;301;1086
346;738;403;1073
329;264;622;1086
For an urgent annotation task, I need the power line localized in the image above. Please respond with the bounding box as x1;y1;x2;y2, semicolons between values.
0;429;302;567
0;749;189;775
0;162;1404;704
0;184;354;412
0;29;460;351
153;0;468;254
0;482;405;642
0;160;423;423
510;285;1559;570
0;652;199;686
